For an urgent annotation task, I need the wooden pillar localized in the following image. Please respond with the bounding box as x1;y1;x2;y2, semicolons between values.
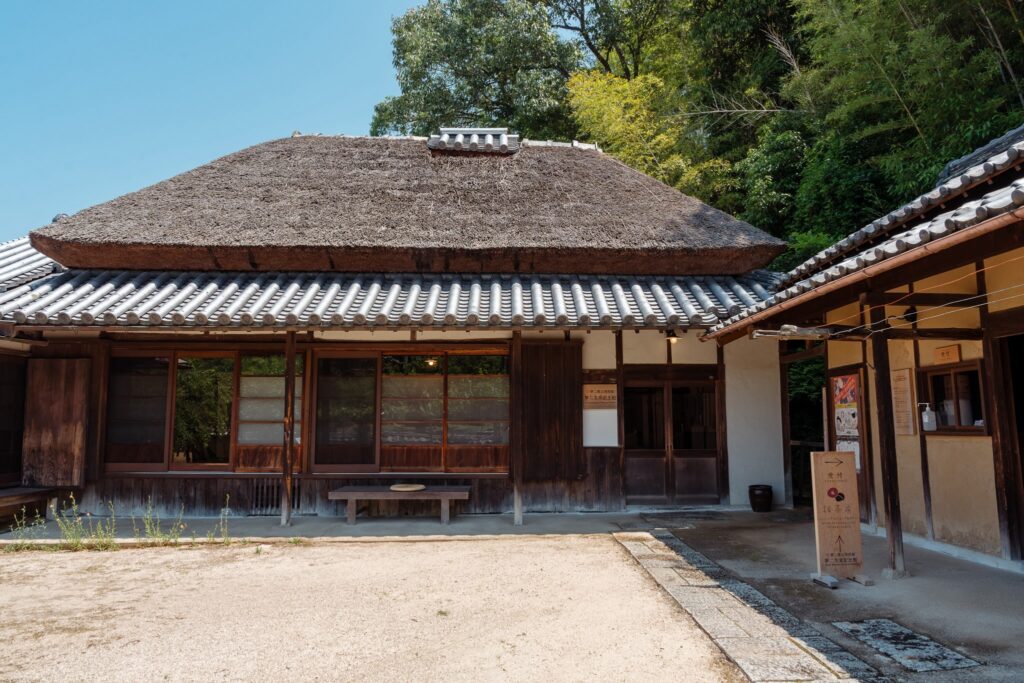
868;306;906;575
779;342;793;507
511;330;524;526
281;331;296;526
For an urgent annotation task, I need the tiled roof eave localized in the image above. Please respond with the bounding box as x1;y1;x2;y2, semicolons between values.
779;138;1024;289
707;190;1024;338
0;266;782;331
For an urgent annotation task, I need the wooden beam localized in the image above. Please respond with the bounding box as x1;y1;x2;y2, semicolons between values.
281;330;296;526
863;291;978;307
780;344;825;364
833;327;983;341
885;327;983;340
868;304;906;575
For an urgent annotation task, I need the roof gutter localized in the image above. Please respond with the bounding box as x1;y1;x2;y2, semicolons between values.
704;206;1024;342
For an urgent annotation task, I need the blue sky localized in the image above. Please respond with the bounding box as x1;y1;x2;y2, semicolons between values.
0;1;420;241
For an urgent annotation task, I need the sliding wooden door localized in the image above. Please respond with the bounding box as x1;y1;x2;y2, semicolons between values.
624;376;719;505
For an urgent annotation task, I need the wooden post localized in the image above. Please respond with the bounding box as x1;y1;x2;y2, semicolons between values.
281;331;296;526
512;330;524;526
513;484;523;526
868;306;906;576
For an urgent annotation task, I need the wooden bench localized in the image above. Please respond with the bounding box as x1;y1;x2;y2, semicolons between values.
327;485;471;525
0;487;55;524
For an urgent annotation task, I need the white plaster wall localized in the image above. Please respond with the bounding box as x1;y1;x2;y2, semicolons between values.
623;330;667;364
571;330;616;369
583;409;618;446
724;336;786;506
670;332;717;364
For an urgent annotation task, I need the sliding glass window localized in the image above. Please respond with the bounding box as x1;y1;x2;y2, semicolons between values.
314;357;378;469
171;355;235;467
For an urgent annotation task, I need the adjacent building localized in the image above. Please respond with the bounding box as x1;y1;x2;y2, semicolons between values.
709;124;1024;565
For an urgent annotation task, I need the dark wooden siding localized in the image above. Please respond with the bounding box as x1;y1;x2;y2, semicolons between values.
519;340;584;482
78;453;623;518
22;358;91;487
0;358;26;486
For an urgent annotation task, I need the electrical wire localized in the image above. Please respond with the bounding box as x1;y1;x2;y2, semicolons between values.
822;250;1024;328
829;280;1024;339
851;286;1024;340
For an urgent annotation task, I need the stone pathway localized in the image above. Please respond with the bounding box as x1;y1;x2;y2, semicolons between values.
615;530;879;682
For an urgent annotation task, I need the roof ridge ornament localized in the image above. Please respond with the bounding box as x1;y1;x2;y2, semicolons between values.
428;127;520;154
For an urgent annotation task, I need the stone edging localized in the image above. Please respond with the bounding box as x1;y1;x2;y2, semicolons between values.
614;529;880;682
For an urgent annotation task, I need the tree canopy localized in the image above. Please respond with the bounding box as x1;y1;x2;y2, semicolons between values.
373;0;1024;269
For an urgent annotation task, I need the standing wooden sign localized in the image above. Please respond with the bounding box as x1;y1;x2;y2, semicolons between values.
811;451;864;579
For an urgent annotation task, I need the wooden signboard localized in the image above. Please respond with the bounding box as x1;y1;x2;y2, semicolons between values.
933;344;961;365
811;451;864;579
583;383;617;409
890;368;916;436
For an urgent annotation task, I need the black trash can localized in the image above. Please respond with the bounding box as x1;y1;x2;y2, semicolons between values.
748;484;773;512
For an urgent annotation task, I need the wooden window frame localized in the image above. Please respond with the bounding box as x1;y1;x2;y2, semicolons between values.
309;351;382;474
311;346;511;475
105;347;312;474
168;350;237;472
919;360;988;435
104;351;174;473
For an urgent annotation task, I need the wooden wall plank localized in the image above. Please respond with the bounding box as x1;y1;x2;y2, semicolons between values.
22;358;91;487
519;340;584;482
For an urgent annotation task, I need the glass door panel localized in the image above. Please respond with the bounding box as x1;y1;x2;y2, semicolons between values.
671;383;718;504
624;385;668;503
314;357;378;469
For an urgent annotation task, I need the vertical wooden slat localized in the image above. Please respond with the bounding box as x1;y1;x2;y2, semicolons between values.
281;331;296;526
907;281;935;540
22;358;91;487
511;331;523;525
615;330;625;503
519;339;583;482
978;261;1022;559
869;304;906;575
779;342;793;506
716;344;729;503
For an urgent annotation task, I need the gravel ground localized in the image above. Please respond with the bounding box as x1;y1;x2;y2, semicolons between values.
0;534;741;682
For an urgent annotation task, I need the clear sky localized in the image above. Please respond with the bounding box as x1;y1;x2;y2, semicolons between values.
0;1;420;241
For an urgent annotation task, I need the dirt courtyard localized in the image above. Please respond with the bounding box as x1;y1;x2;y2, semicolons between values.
0;534;741;682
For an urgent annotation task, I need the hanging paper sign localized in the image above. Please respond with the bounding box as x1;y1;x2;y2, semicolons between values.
831;374;860;438
891;368;916;436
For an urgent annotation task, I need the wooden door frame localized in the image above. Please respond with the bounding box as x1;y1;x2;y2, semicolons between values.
983;307;1024;559
622;367;721;505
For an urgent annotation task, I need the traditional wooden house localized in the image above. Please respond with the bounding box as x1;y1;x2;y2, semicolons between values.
708;124;1024;568
0;129;789;522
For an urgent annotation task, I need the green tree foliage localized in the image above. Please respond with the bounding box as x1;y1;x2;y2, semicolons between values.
370;0;582;138
373;0;1024;268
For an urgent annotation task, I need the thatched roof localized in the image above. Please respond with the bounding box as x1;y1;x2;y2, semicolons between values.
30;135;784;274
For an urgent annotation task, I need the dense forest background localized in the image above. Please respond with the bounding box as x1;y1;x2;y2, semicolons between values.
371;0;1024;270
